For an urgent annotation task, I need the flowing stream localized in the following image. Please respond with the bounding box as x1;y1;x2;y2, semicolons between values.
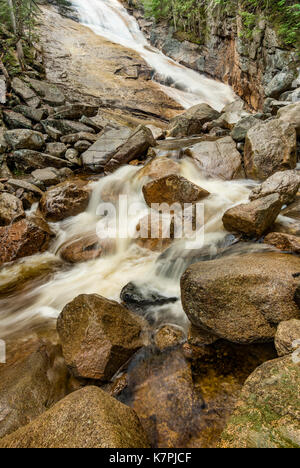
1;1;255;339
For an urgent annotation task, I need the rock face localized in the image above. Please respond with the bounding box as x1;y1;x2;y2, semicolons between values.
222;194;283;237
244;120;297;180
0;343;69;439
0;386;150;448
184;136;243;180
264;232;300;254
275;319;300;357
220;356;300;448
180;253;300;344
277;102;300;136
4;129;45;151
39;181;90;222
82;126;132;171
143;174;209;208
57;294;144;380
0;217;53;265
250;170;300;205
105;125;156;173
168;104;220;137
0;193;25;226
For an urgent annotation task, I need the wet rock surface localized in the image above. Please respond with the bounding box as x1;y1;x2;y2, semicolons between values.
250;170;300;205
168;104;220;137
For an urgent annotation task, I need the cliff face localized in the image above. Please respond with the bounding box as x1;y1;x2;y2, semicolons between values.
125;1;299;111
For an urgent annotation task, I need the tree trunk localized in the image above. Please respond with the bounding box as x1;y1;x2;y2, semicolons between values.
6;0;17;34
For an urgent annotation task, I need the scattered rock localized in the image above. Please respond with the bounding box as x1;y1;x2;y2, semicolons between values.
46;142;67;158
0;342;69;439
143;174;209;208
52;103;98;120
277;102;300;136
43;119;95;135
65;148;81;166
14;105;45;123
244;120;297;180
275;319;300;357
146;124;165;140
57;294;144;380
31;167;72;189
265;68;297;99
61;132;98;144
0;216;53;264
42;124;62;141
0;386;150;448
105;125;156;173
4;129;44;151
6;179;43;200
184;136;244;180
181;253;300;344
231;115;260;142
11;77;40;108
8;150;71;173
39;180;90;222
264;232;300;253
250;170;300;205
168;104;220;137
28;79;65;106
0;193;25;226
82;126;132;171
220;355;300;448
0;76;6;104
222;194;283;237
74;140;91;153
3;110;32;130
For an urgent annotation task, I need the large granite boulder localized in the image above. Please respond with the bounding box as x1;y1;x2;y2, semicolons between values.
168;104;221;137
0;386;150;448
0;193;25;226
0;342;69;439
39;180;90;222
277;102;300;136
180;253;300;344
220;356;300;448
184;136;244;180
244;120;297;180
57;294;144;380
250;170;300;205
222;194;283;237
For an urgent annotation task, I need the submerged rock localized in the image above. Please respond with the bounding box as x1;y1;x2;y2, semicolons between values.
0;386;150;448
143;174;209;208
184;136;243;180
57;294;144;380
168;104;220;137
120;281;178;315
39;180;90;222
0;216;54;265
220;355;300;448
135;212;174;252
250;170;300;205
222;194;283;237
0;342;69;439
181;253;300;344
275;319;300;357
154;325;185;351
244;120;297;180
0;193;25;226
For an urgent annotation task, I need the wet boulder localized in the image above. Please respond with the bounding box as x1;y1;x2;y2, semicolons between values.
222;194;283;237
0;342;69;439
136;157;180;181
39;180;90;222
3;110;32;130
277;102;300;136
57;294;144;380
220;355;300;448
4;129;45;151
120;281;178;315
181;252;300;344
168;104;220;137
184;136;244;180
0;386;150;448
0;216;54;265
105;125;156;173
244;120;297;180
82;126;132;171
59;233;104;263
8;150;71;173
0;193;25;226
264;232;300;254
143;174;209;208
250;170;300;205
274;319;300;357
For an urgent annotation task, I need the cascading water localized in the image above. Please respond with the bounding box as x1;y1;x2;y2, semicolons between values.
71;0;236;110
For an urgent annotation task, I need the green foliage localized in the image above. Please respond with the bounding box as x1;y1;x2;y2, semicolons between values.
0;0;39;40
141;0;300;50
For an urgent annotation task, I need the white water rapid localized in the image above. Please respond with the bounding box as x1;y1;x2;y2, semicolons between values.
0;0;260;339
71;0;236;111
